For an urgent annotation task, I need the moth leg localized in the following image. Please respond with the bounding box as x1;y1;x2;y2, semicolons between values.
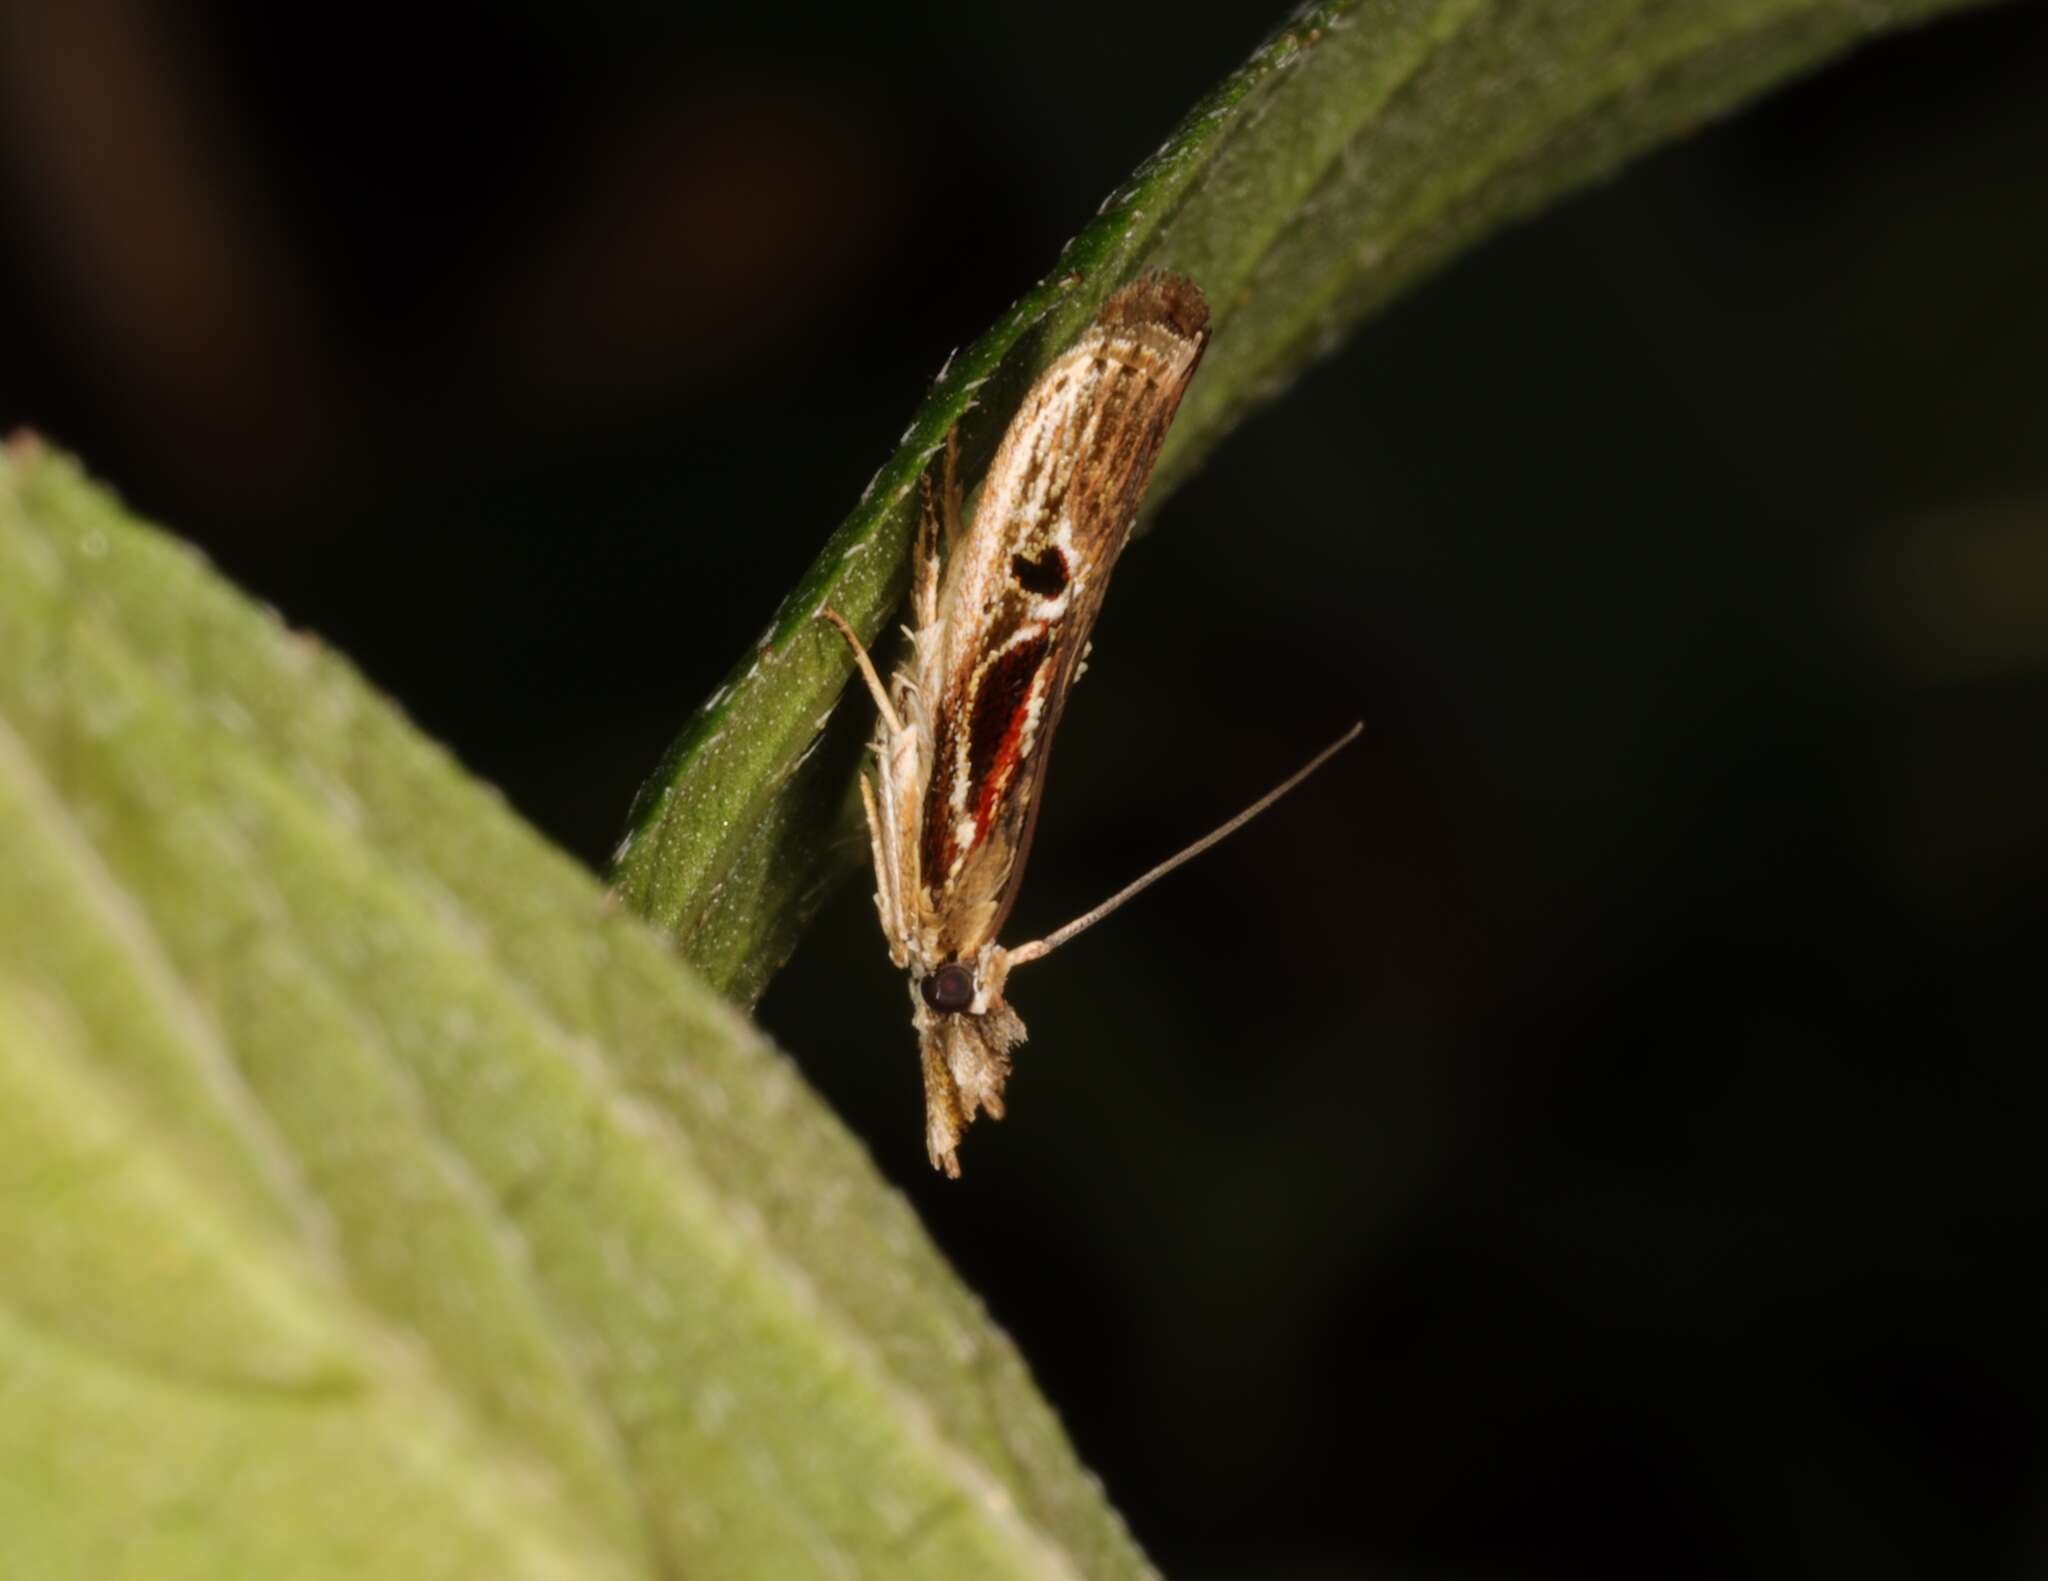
858;767;907;964
911;426;964;635
939;424;964;547
913;467;943;636
878;719;924;957
818;606;905;736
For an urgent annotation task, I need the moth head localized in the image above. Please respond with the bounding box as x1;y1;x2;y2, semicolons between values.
920;962;977;1016
917;945;1019;1020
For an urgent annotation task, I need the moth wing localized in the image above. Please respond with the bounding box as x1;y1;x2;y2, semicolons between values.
913;273;1210;960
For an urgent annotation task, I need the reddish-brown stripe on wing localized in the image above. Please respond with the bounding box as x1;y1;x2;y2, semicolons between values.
965;634;1053;832
920;630;1053;890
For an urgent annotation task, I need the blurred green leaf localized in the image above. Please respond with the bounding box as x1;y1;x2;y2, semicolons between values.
608;0;1994;1002
0;442;1155;1579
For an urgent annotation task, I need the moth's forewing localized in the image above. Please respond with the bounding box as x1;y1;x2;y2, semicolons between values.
914;274;1211;960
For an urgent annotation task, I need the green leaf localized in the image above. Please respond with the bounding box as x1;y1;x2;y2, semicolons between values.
0;441;1155;1580
608;0;1997;1001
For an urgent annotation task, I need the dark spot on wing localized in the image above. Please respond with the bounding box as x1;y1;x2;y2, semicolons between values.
1010;546;1068;598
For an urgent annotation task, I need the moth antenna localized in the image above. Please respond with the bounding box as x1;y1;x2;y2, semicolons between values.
1006;722;1363;968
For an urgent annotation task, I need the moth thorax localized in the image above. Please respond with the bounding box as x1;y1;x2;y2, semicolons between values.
921;962;976;1015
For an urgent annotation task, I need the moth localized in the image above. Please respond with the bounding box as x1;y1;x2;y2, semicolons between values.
824;271;1357;1175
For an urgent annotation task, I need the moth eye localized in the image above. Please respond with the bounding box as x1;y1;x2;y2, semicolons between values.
922;963;976;1014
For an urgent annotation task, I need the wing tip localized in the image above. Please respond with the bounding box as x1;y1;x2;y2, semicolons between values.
1097;269;1210;342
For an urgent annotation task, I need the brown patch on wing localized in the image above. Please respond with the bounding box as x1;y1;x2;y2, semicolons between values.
1095;270;1209;341
921;630;1052;889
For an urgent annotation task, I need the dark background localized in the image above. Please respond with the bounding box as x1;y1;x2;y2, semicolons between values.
5;2;2046;1576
